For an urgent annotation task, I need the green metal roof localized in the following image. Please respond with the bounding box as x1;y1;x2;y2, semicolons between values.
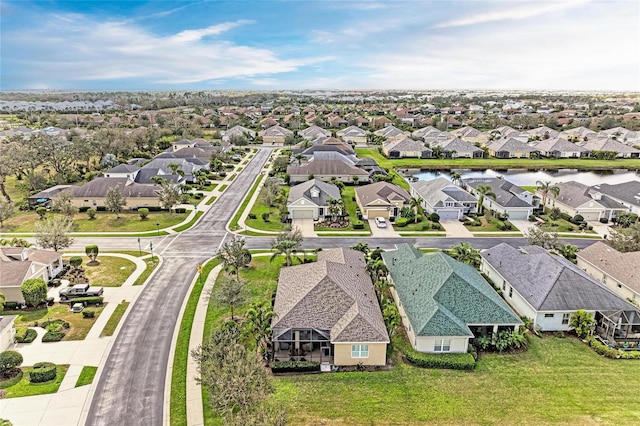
382;244;522;337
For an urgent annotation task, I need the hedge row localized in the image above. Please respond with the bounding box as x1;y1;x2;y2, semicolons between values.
29;362;57;383
42;331;65;342
14;327;37;343
270;361;321;373
67;296;103;305
586;337;640;359
393;334;476;371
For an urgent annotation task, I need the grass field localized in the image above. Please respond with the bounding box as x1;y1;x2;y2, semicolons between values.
6;304;105;340
75;366;98;387
244;185;290;232
205;196;217;205
100;301;130;337
275;336;640;425
64;255;136;287
173;211;203;232
132;257;160;286
356;147;640;171
228;173;264;231
1;365;69;398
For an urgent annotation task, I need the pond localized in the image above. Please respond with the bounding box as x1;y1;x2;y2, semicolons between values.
409;169;640;187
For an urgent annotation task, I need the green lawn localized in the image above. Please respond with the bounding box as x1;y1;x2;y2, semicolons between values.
100;301;129;337
132;257;160;286
205;196;217;205
536;214;596;234
328;186;370;233
465;215;513;233
7;304;105;340
356;147;640;171
173;211;203;232
522;185;538;193
275;336;640;425
219;184;228;192
202;183;218;192
1;211;187;233
2;365;69;398
228;175;262;231
75;366;98;387
244;186;290;233
64;255;136;287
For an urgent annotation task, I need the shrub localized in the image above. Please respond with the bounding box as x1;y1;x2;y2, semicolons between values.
82;310;96;319
0;351;23;375
572;214;584;223
262;212;270;222
393;334;475;370
14;327;37;343
395;217;409;227
175;207;187;214
429;212;440;223
4;301;20;310
431;223;442;230
270;361;321;373
41;319;70;332
29;362;57;383
42;331;65;342
138;208;149;219
599;217;609;224
21;278;48;307
68;296;103;306
86;208;96;219
528;214;537;222
69;256;83;270
36;207;46;219
560;212;572;221
248;213;257;220
352;220;364;230
586;337;620;358
421;222;431;230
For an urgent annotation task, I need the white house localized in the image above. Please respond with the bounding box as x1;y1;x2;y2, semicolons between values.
410;177;478;220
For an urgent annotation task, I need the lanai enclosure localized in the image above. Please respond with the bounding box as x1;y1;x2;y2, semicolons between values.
597;310;640;344
272;327;333;363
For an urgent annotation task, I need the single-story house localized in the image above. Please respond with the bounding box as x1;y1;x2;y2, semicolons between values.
336;125;368;145
382;244;522;353
449;126;484;144
591;181;640;214
0;247;64;303
430;137;484;158
529;137;590;158
577;137;640;158
382;138;432;158
355;158;387;177
259;125;293;144
272;248;389;366
0;315;17;352
486;138;539;158
298;125;331;140
542;181;629;221
72;177;162;209
412;126;447;143
525;126;560;140
559;126;598;142
355;181;411;220
463;178;538;220
221;125;256;142
410;177;478;220
374;125;407;140
27;185;72;208
577;242;640;304
286;179;341;220
481;243;640;341
286;160;370;184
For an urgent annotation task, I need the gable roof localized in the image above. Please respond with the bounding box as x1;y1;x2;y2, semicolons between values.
481;243;637;311
593;181;640;207
382;244;521;337
432;137;483;154
577;242;640;293
336;125;367;138
272;248;388;343
384;137;431;154
374;125;407;139
530;137;589;154
463;178;534;208
287;179;341;207
487;137;538;154
553;181;626;209
411;178;476;207
577;137;640;153
299;125;331;139
286;160;369;177
355;182;410;206
261;125;293;137
72;177;160;199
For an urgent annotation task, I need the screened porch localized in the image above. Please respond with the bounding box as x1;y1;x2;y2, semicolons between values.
272;327;334;363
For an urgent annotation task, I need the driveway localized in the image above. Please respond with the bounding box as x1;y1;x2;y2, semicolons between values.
291;218;316;237
509;220;536;235
588;221;612;238
440;220;474;238
369;219;400;237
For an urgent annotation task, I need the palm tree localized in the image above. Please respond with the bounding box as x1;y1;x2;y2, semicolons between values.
448;242;481;267
366;258;388;282
410;196;423;223
536;180;560;209
293;153;305;166
476;184;496;215
243;302;275;353
352;242;369;255
450;172;462;185
326;197;344;222
270;228;303;267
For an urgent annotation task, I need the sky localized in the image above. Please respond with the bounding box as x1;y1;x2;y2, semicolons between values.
1;0;639;91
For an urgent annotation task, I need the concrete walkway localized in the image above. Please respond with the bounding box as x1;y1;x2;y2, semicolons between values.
440;220;474;238
291;218;316;237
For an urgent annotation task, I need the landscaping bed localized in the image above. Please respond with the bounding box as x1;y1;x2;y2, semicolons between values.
1;364;68;398
62;255;136;287
5;304;105;341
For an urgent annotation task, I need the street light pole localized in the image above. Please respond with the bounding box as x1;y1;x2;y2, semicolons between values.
150;242;154;261
156;222;160;236
138;237;142;256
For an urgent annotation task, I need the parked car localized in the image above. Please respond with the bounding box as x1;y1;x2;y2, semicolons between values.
59;284;104;301
71;303;84;313
375;217;387;228
231;154;243;161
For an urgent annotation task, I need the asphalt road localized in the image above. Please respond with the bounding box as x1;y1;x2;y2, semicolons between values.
83;146;600;425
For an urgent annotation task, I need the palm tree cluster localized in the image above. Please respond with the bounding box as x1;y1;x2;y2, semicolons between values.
536;180;560;210
270;227;304;267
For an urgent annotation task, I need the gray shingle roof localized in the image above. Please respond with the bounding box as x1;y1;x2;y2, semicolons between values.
272;248;388;343
432;137;483;155
336;125;367;138
463;178;534;208
594;181;640;208
287;179;341;207
72;177;160;198
481;243;637;311
578;137;640;153
286;160;369;177
531;137;589;154
554;181;626;209
355;182;410;206
411;178;475;208
106;164;141;173
487;137;538;154
382;244;521;337
577;242;640;293
384;137;431;154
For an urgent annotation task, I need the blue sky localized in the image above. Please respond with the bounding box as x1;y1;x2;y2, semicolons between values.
1;0;639;91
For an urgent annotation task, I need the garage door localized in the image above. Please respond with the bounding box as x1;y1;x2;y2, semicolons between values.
366;209;389;219
508;210;530;220
437;210;460;220
292;209;314;219
579;212;600;221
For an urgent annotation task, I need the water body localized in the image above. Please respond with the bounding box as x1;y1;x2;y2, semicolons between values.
410;169;640;187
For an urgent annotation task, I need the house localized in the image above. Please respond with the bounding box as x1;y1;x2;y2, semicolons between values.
463;178;538;220
271;248;389;366
485;138;539;158
0;247;64;303
481;243;640;341
412;125;447;142
71;177;162;209
259;125;293;144
221;125;256;143
577;137;640;158
559;126;597;142
27;185;72;208
0;315;17;352
591;181;640;214
410;178;478;220
103;164;141;180
529;137;589;158
336;125;368;145
286;160;370;184
577;242;640;303
374;125;408;140
382;137;432;158
286;179;341;220
382;244;522;353
598;127;639;146
298;125;331;140
355;158;387;177
430;137;484;158
542;181;628;221
355;182;411;220
449;126;483;143
525;126;560;140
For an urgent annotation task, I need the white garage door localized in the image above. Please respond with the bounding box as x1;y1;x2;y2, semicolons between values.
508;210;530;220
437;210;460;220
292;209;314;219
579;212;600;221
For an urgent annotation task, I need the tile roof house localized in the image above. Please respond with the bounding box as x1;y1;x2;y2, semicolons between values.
463;178;538;220
272;248;389;366
286;160;369;185
0;247;64;303
591;181;640;214
355;182;411;221
577;242;640;303
529;137;589;158
382;244;521;353
543;181;628;221
410;177;478;220
485;137;540;158
382;137;432;158
481;243;640;341
576;137;640;158
286;179;341;220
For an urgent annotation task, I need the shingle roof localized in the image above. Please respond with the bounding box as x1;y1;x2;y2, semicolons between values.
272;248;388;343
463;178;534;208
554;181;626;209
411;178;476;208
355;182;410;206
382;244;521;337
481;243;637;311
0;261;31;287
594;181;640;208
531;137;589;154
72;177;160;199
384;137;431;154
336;125;367;137
374;125;407;138
487;137;538;154
432;137;483;155
106;164;141;174
287;179;341;207
577;242;640;293
578;137;640;153
286;160;369;177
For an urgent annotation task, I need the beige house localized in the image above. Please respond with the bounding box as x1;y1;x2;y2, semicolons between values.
271;248;389;366
577;242;640;303
259;124;293;144
541;181;628;221
382;137;432;158
0;247;64;303
286;160;369;185
72;177;161;210
336;125;368;145
355;182;411;220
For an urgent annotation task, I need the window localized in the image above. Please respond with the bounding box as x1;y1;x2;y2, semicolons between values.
509;287;513;298
434;339;451;352
544;313;554;318
603;275;608;284
351;345;369;358
562;313;570;325
502;281;506;291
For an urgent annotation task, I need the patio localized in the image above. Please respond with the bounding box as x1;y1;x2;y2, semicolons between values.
272;327;334;364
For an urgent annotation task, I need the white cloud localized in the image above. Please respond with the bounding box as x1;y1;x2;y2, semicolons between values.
170;19;254;43
434;0;590;28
